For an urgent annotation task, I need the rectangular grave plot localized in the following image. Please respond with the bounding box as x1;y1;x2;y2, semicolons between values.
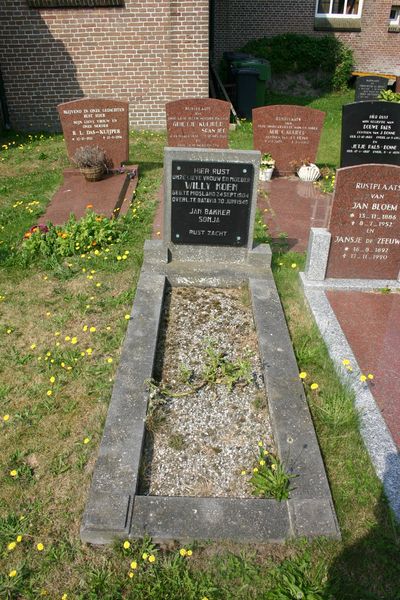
139;285;275;499
170;160;254;246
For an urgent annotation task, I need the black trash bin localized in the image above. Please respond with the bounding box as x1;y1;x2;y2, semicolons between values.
233;67;259;120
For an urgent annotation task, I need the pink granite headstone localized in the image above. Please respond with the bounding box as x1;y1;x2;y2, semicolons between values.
58;98;129;167
326;164;400;279
253;105;325;175
166;99;230;148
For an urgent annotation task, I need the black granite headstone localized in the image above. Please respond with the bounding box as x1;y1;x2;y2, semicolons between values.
170;160;254;246
355;76;388;102
341;101;400;168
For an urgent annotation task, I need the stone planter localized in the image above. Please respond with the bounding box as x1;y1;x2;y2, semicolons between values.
297;163;320;182
259;167;274;181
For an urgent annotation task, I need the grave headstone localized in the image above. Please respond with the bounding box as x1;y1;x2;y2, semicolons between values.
253;105;325;175
164;147;260;249
58;98;129;167
166;99;231;148
325;164;400;279
355;76;388;102
341;101;400;168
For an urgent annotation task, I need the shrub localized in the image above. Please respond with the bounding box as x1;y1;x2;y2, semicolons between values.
20;210;125;261
240;33;353;90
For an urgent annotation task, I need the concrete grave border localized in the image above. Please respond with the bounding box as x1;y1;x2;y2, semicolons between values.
81;241;339;544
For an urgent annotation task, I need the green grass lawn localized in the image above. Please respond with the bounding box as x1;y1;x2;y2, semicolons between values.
0;91;399;599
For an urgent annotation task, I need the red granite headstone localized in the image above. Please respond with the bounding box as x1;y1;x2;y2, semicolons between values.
252;105;325;175
326;164;400;279
57;98;129;167
166;99;230;148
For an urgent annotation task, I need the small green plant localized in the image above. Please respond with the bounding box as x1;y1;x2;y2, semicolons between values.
379;89;400;103
317;167;336;194
260;152;275;169
168;433;186;451
249;442;296;501
267;551;326;599
202;341;253;391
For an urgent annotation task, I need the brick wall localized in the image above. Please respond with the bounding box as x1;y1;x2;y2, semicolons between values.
212;0;400;76
0;0;209;131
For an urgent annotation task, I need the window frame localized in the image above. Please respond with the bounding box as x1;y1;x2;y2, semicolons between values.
389;5;400;26
315;0;364;19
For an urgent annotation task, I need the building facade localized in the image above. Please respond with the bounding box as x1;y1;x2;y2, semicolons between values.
0;0;399;132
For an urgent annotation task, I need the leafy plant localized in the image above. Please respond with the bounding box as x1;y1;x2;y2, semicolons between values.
20;210;125;261
260;152;275;169
379;89;400;103
202;341;253;391
316;166;336;193
267;552;326;599
249;442;296;501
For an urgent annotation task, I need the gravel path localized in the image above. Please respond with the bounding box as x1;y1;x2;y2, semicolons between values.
142;286;274;498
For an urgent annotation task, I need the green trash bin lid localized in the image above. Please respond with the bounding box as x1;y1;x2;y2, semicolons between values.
231;58;271;81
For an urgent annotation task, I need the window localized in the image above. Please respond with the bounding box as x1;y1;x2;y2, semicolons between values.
389;6;400;26
316;0;363;17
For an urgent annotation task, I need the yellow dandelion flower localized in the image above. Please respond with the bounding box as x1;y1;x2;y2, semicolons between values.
65;336;70;341
187;549;192;556
360;374;367;382
291;263;297;269
30;343;36;350
257;440;263;447
7;541;17;551
241;470;247;475
62;594;68;600
271;464;277;471
96;283;101;288
46;390;52;396
17;535;22;543
299;372;307;379
83;437;90;444
86;348;93;355
89;326;96;333
122;255;127;260
36;542;44;551
128;571;134;578
49;376;55;383
259;460;265;466
142;552;148;560
124;314;130;320
3;414;10;421
106;326;111;330
107;357;113;364
148;554;156;563
130;560;138;569
310;383;319;390
264;449;269;455
117;256;122;261
253;467;259;473
71;337;78;345
6;329;12;334
367;373;374;380
342;359;350;366
179;548;187;556
9;570;17;578
54;331;60;336
123;540;130;549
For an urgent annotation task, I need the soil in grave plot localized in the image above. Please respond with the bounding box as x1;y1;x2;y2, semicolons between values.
139;286;275;498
